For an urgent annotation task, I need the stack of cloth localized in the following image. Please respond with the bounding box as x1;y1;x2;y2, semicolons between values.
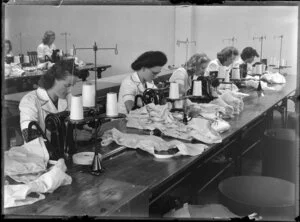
101;128;208;158
4;137;72;208
245;71;286;90
126;103;222;144
5;63;25;78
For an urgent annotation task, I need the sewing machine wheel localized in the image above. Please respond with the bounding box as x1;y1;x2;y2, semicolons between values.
143;89;159;105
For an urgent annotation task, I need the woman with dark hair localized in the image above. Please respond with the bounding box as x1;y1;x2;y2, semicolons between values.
204;46;239;77
19;59;91;142
37;30;56;63
169;53;210;95
233;47;259;76
5;39;13;57
118;51;168;114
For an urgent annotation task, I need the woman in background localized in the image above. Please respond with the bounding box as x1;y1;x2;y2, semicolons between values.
169;53;210;95
204;46;239;77
5;39;13;57
37;30;56;63
19;59;91;142
118;51;168;114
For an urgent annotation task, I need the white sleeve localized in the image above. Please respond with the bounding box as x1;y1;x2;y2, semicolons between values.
119;79;137;102
19;95;39;131
37;44;44;59
169;69;185;86
204;62;218;76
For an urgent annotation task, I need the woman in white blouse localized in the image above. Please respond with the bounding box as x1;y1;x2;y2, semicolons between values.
169;53;210;95
118;51;168;114
204;46;239;77
37;30;56;63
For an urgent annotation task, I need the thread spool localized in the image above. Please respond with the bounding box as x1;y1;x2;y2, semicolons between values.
174;100;183;109
14;56;20;64
106;92;118;117
70;95;84;120
82;82;95;107
256;64;263;75
58;50;63;57
169;82;180;99
69;49;74;56
218;67;226;79
281;59;285;67
192;80;202;96
23;55;30;64
231;68;240;80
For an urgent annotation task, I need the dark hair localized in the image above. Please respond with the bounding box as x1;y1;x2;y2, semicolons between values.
42;30;55;45
217;47;239;65
131;51;167;71
38;59;79;89
5;39;12;53
241;47;259;61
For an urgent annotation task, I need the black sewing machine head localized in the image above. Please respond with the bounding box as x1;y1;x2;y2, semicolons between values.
5;56;14;64
132;88;167;110
44;49;61;63
187;74;219;103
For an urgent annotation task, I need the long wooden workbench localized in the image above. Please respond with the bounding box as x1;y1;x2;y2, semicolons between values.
3;75;297;218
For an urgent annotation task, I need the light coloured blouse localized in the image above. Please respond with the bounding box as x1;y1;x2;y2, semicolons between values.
37;43;56;61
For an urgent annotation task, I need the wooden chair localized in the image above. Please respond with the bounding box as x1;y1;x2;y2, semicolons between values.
27;51;38;66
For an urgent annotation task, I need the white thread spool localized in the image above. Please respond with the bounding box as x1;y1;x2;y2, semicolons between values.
58;50;63;57
174;100;183;109
231;68;240;80
218;67;226;79
281;59;285;67
23;55;30;64
106;92;118;117
70;95;84;120
14;56;20;64
69;49;74;56
256;64;263;75
169;82;180;99
192;80;202;96
82;82;95;107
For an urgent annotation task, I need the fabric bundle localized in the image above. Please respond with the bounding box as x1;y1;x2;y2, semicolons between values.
4;138;72;208
261;72;286;84
101;128;208;158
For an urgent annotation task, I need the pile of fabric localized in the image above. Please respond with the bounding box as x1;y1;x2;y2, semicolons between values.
101;128;208;158
245;71;286;90
126;103;222;144
5;63;25;77
4;137;72;208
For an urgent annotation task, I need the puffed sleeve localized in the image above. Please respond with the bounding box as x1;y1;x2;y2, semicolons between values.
205;61;219;76
37;44;44;59
119;78;137;103
19;94;39;131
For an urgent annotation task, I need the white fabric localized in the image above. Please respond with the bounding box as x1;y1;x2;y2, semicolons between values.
118;72;156;114
169;67;191;95
5;63;25;77
37;43;56;61
19;87;69;132
101;128;208;158
126;103;222;144
204;59;232;77
261;72;286;84
4;137;49;182
219;90;245;115
4;159;72;209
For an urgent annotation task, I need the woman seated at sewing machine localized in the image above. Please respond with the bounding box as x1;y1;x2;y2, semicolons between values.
169;53;210;95
233;47;259;77
19;59;92;142
204;46;239;77
37;30;57;63
118;51;168;114
5;39;13;58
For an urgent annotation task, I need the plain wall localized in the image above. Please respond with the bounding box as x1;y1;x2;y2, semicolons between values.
193;6;298;75
5;5;176;77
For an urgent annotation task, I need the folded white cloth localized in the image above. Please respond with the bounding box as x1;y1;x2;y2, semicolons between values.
5;137;49;182
4;159;72;209
218;83;239;92
211;119;231;133
261;72;286;84
101;128;208;158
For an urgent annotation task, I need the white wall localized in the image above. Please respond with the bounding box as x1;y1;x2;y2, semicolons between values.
193;6;298;75
5;5;176;77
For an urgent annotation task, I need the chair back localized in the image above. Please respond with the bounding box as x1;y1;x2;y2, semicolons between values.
27;51;38;66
